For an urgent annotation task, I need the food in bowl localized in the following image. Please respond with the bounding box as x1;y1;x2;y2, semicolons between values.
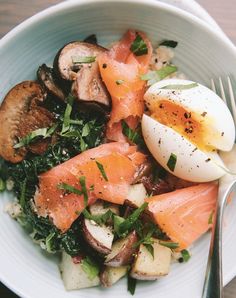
0;29;235;294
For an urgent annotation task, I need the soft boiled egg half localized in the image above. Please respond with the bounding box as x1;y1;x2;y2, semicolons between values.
142;79;235;182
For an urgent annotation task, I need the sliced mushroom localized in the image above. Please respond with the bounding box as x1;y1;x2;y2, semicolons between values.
54;41;106;80
82;218;114;254
0;81;55;163
37;64;65;101
72;61;111;109
54;41;111;109
105;231;138;267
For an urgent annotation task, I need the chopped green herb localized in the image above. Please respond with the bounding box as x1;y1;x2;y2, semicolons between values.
82;123;90;137
13;124;58;149
79;176;88;206
83;209;113;225
116;203;148;237
130;34;148;56
127;275;137;295
83;34;97;45
143;243;154;258
167;153;177;172
45;232;58;253
181;249;191;262
141;65;177;86
81;256;99;280
121;121;144;146
208;210;214;224
161;83;198;90
95;161;108;181
116;79;124;85
57;183;82;195
159;241;179;249
159;40;178;48
113;215;125;235
0;178;5;192
61;94;75;134
72;56;96;64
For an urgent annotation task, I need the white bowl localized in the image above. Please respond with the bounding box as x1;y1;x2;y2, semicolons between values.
1;1;236;297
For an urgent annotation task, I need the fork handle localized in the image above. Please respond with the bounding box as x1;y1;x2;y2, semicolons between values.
202;205;223;298
202;180;236;298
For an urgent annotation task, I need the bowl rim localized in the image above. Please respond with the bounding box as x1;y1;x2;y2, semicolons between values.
1;0;236;297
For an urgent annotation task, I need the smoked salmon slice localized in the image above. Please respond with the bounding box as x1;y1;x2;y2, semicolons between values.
98;30;152;142
146;183;218;250
35;142;146;232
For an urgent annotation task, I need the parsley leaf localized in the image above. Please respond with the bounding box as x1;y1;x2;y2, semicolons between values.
141;65;177;86
95;161;108;181
130;34;148;56
81;256;99;280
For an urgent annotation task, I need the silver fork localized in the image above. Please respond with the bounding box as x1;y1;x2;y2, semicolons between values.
202;77;236;298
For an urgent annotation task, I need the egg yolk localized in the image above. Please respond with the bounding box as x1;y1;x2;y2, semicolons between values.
150;100;213;151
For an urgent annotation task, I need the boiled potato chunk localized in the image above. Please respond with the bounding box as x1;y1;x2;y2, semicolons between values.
83;219;114;254
60;252;100;290
126;183;148;208
131;239;171;280
100;266;128;287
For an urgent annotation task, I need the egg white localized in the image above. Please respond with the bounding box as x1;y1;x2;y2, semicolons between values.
145;79;235;151
142;114;226;182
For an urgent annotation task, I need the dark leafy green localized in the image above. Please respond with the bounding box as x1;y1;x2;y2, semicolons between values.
4;94;106;256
